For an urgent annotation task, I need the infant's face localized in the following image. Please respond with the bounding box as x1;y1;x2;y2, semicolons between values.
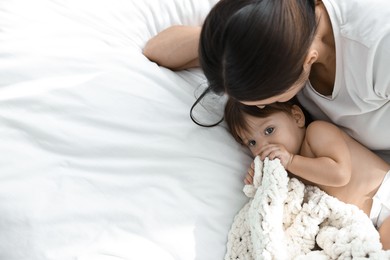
238;111;304;157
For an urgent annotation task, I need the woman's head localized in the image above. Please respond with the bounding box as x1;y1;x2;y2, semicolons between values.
199;0;317;102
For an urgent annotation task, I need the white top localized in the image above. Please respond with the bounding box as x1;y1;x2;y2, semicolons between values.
297;0;390;162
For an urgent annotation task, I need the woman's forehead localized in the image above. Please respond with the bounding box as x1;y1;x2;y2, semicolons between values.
240;98;276;108
239;79;306;107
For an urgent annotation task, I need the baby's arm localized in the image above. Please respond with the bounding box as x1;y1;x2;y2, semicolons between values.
143;25;201;70
286;121;352;187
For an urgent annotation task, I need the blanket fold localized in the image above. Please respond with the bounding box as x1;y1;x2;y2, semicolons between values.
225;157;390;260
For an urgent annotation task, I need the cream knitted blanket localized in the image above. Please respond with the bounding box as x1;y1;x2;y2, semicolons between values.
225;157;390;259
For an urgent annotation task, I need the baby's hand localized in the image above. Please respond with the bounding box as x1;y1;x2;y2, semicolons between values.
259;144;293;169
244;161;255;185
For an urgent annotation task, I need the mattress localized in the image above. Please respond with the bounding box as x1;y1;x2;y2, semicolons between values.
0;0;252;259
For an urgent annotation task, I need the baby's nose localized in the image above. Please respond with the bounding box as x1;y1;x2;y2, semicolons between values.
254;140;268;155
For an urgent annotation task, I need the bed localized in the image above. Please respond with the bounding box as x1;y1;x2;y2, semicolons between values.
0;0;253;259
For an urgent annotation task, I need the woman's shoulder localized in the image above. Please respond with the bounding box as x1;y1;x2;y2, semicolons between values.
324;0;390;43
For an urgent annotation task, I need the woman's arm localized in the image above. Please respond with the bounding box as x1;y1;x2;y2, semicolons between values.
143;25;201;70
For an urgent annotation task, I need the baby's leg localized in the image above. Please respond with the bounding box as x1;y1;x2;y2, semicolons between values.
378;216;390;250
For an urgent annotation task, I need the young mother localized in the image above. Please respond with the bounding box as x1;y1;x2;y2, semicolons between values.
143;0;390;163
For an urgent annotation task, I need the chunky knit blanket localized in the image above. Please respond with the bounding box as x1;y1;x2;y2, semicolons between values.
225;157;390;260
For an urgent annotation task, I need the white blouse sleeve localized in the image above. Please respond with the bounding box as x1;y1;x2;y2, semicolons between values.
372;33;390;100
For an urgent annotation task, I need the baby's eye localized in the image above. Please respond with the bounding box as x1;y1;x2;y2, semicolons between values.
248;140;256;147
264;127;275;135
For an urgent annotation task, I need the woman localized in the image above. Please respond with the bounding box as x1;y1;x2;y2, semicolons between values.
143;0;390;162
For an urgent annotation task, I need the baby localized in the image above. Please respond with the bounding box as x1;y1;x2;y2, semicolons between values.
224;97;390;249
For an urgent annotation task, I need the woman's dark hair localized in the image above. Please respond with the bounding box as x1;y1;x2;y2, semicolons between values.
224;97;312;144
199;0;317;101
191;0;257;127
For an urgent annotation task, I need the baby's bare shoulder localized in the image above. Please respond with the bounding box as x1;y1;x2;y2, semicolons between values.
306;120;340;134
305;120;344;144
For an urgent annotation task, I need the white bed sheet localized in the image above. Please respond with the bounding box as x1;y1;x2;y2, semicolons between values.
0;0;252;259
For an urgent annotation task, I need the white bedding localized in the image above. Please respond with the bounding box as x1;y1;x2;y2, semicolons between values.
0;0;252;259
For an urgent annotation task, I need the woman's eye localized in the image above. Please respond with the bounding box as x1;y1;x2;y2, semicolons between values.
264;127;275;135
248;140;256;147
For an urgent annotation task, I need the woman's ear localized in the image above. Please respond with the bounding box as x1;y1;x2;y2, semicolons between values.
291;105;306;127
303;49;318;71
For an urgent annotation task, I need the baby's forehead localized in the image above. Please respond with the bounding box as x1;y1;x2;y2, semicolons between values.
242;113;273;125
239;111;289;132
235;120;258;140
